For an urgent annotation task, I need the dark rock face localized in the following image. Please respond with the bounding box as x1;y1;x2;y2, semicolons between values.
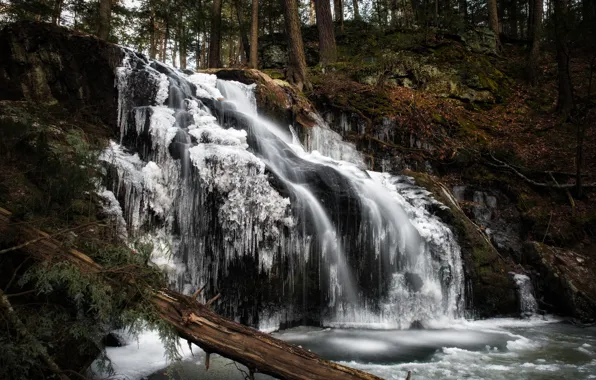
0;22;124;128
523;242;596;322
404;171;519;318
453;186;523;261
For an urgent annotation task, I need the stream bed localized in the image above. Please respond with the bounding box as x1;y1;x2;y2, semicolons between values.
96;317;596;380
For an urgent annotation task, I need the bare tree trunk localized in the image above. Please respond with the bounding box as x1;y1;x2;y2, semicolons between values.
353;0;361;19
333;0;344;33
209;0;223;68
554;0;574;114
283;0;310;91
173;38;178;67
161;18;170;62
150;14;158;59
315;0;337;66
310;0;317;24
235;0;250;63
509;0;518;37
97;0;112;40
196;33;202;70
390;0;399;26
180;23;187;70
249;0;259;68
52;0;63;25
460;0;468;24
202;29;209;69
576;124;585;198
527;0;542;84
488;0;501;48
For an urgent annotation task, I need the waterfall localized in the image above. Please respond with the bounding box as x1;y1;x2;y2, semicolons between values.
511;273;539;317
101;51;465;330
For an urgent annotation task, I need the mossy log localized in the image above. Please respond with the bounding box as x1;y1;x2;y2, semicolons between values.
0;208;381;380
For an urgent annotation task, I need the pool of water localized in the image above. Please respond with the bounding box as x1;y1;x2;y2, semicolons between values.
95;317;596;380
275;318;596;379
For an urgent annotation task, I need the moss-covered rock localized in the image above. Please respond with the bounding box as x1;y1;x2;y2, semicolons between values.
206;68;318;130
404;170;518;318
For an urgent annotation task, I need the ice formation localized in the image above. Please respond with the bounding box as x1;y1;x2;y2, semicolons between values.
99;50;466;330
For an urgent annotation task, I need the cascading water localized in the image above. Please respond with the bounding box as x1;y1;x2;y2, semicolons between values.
511;273;539;318
100;51;465;331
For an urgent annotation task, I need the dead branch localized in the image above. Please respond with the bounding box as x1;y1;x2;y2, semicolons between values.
0;221;103;255
487;154;596;189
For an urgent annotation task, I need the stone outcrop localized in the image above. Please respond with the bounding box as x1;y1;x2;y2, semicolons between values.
523;242;596;322
0;22;124;129
403;171;519;318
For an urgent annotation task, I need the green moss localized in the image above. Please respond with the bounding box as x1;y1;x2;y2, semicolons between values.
402;170;517;316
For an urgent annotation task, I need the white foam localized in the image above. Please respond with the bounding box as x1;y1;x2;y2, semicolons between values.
91;329;200;380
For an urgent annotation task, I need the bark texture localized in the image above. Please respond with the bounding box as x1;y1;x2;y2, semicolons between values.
353;0;361;20
333;0;344;33
0;208;382;380
488;0;500;47
209;0;223;68
283;0;310;91
97;0;112;40
527;0;543;85
554;0;574;113
315;0;337;65
249;0;259;68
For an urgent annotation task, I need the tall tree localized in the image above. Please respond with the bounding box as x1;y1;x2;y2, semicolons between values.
97;0;112;40
509;0;518;37
282;0;310;91
353;0;361;20
52;0;63;24
527;0;542;85
333;0;344;33
310;0;317;24
316;0;337;66
235;0;250;63
488;0;500;47
209;0;223;68
554;0;574;113
249;0;259;68
179;21;187;69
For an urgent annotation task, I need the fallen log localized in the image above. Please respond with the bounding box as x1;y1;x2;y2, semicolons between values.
0;208;382;380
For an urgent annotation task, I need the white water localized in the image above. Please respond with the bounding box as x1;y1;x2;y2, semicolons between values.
216;79;464;328
103;52;464;330
511;273;539;317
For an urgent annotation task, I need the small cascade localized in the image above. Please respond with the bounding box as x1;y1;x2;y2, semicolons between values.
101;52;466;330
511;273;539;317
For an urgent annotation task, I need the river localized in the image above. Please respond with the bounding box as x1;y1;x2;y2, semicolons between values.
94;317;596;380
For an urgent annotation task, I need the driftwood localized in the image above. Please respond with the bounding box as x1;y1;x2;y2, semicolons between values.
0;208;382;380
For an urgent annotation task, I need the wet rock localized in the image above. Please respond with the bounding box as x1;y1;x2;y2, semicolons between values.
102;332;127;347
405;171;518;318
522;242;596;322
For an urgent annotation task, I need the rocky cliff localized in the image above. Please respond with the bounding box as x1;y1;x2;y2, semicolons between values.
1;21;595;322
